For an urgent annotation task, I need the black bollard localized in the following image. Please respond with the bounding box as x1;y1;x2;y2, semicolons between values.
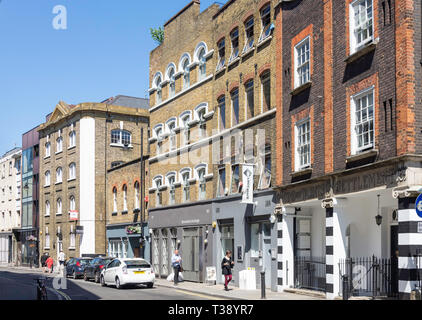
261;271;266;299
342;275;349;300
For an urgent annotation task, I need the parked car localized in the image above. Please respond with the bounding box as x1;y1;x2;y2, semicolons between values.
100;258;155;289
84;257;114;283
65;258;93;279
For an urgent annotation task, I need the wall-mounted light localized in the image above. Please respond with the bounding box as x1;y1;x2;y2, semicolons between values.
375;194;383;226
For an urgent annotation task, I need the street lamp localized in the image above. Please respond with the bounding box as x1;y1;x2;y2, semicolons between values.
375;194;383;226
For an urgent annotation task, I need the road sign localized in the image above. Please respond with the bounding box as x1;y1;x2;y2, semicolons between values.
416;193;422;218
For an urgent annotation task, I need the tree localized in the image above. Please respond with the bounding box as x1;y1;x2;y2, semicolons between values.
150;27;164;45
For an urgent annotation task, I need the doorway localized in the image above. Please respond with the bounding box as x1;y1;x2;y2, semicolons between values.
182;227;200;282
390;225;399;296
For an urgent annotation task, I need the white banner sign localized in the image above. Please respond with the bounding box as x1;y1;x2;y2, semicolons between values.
69;211;79;221
242;164;254;204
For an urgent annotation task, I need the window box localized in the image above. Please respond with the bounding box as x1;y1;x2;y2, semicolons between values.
290;167;313;178
290;81;312;96
345;39;378;64
346;149;378;163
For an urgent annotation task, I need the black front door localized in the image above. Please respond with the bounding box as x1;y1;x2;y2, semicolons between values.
390;225;399;296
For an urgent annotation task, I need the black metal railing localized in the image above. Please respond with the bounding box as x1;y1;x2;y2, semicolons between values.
339;256;399;299
294;256;326;292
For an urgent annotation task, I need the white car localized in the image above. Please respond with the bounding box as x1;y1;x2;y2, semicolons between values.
100;258;155;289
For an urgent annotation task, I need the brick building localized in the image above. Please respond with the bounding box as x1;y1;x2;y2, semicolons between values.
148;0;278;288
273;0;422;300
38;96;149;263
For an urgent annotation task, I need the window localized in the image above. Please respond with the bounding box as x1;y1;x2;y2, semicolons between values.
56;137;63;153
181;171;190;203
243;17;254;53
351;88;375;154
113;187;118;213
155;177;163;207
69;163;76;180
111;161;124;168
69;196;76;211
70;229;76;249
45;201;50;217
123;185;128;212
350;0;373;53
181;115;191;146
230;164;240;194
182;59;190;89
134;181;140;210
198;48;206;81
168;68;176;98
111;129;132;147
197;108;207;138
56;167;62;184
45;142;51;158
258;145;272;189
250;223;260;258
245;80;254;119
218;96;226;131
167;121;177;151
168;174;176;205
56;198;62;215
155;75;162;104
69;131;76;148
295;119;311;170
197;167;206;200
231;89;239;126
45;171;51;186
261;72;271;112
217;166;226;197
229;28;239;63
155;126;163;155
216;38;226;71
259;4;272;42
294;37;311;88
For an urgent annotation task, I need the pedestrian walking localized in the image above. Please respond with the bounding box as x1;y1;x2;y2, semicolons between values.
222;250;234;291
40;253;49;273
171;250;182;286
46;256;54;274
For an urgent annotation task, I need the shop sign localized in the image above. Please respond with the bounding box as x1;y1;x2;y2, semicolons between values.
69;211;79;221
416;194;422;219
241;164;254;204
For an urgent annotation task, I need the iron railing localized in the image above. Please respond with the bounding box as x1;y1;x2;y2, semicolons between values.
339;256;399;299
294;256;326;292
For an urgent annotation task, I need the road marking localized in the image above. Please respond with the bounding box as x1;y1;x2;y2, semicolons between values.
54;289;71;300
174;289;225;300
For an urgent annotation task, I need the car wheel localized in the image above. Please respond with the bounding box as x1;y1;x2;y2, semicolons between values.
100;276;106;287
115;277;121;290
147;283;154;289
95;272;100;283
84;272;88;281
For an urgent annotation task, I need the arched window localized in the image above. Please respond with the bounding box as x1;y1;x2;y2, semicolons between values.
56;167;62;184
180;169;191;203
123;184;128;212
167;66;176;98
182;58;190;89
154;176;163;207
56;198;62;215
45;201;50;217
166;119;177;151
180;112;191;146
259;4;272;42
69;131;76;148
154;125;164;155
45;142;51;158
166;172;176;205
155;75;162;104
45;171;51;186
195;104;208;138
229;28;239;63
69;163;76;180
113;187;118;213
56;136;63;153
196;165;207;200
198;47;206;80
69;196;76;211
134;181;140;210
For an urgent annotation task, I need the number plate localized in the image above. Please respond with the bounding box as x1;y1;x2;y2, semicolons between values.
134;271;145;274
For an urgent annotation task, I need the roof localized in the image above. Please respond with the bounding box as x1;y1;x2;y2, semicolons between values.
164;0;200;27
102;95;150;110
1;147;22;159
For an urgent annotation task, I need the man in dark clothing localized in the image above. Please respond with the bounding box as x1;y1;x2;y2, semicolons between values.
40;253;48;273
221;250;234;291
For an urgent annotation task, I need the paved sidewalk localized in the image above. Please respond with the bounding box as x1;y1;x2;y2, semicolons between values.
155;278;325;300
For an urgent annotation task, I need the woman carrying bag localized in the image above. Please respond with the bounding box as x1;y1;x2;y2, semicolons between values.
221;250;234;291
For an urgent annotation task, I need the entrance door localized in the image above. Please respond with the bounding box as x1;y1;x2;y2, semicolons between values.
263;223;272;288
390;225;399;296
221;225;234;283
182;228;200;282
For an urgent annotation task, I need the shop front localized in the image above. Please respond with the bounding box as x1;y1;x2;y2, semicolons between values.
148;201;213;283
212;190;278;291
0;233;13;265
13;228;39;267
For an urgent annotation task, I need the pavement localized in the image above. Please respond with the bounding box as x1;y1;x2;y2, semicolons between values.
1;266;325;300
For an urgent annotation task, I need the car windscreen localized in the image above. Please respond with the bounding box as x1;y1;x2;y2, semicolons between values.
124;260;151;269
100;259;114;265
80;259;92;265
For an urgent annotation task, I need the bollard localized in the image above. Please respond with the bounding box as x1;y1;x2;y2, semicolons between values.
342;275;349;300
260;271;266;299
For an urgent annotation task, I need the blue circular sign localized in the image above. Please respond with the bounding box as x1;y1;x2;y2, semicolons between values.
416;193;422;218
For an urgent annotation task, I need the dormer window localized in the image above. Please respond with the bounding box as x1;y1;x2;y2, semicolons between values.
229;28;239;63
259;4;272;42
243;17;254;53
216;38;226;72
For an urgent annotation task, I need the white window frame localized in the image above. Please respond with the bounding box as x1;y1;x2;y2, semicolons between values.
134;181;140;210
111;129;132;147
180;168;191;203
350;86;375;155
45;171;51;187
153;176;163;207
229;28;240;64
69;131;76;148
166;172;177;205
166;119;177;151
45;142;51;158
243;16;255;54
195;164;207;201
350;0;374;54
56;137;63;153
259;4;272;43
216;38;226;72
69;196;76;211
56;198;62;215
113;188;118;213
68;163;76;181
56;167;63;184
294;36;311;89
45;201;50;217
123;185;128;212
166;64;176;98
295;118;311;171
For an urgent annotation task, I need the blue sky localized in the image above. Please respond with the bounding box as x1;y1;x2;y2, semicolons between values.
0;0;219;154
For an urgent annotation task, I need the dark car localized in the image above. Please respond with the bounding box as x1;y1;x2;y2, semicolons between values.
83;257;115;283
65;258;93;279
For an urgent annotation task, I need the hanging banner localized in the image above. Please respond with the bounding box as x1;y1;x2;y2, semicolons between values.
241;164;254;204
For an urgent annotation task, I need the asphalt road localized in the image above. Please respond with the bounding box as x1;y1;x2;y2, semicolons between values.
0;268;220;300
